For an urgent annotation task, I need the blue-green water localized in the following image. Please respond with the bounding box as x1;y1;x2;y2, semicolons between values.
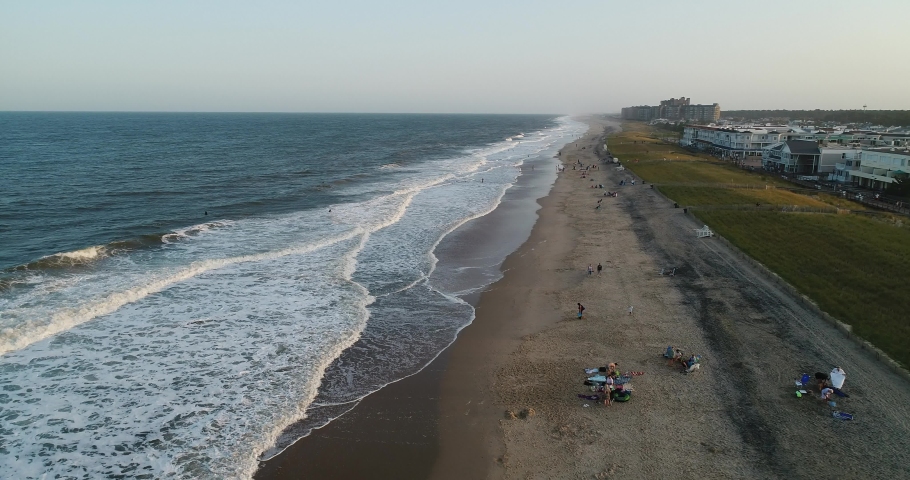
0;113;585;479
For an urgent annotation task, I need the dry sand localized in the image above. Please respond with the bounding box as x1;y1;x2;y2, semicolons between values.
258;117;910;480
432;117;910;479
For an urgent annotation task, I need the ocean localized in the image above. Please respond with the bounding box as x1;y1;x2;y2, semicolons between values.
0;112;586;479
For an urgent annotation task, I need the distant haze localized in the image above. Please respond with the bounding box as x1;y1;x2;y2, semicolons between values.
2;0;909;113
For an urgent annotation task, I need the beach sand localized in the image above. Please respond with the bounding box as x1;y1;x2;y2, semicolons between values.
257;117;910;479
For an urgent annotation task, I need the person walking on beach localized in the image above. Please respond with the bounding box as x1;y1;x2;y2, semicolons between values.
628;305;634;316
597;263;603;276
587;264;594;276
577;303;585;319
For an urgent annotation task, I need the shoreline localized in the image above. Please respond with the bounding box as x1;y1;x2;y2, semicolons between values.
459;116;910;478
254;122;582;479
257;115;910;479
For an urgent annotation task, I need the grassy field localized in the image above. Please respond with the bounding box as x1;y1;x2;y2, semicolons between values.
695;210;910;369
658;186;833;207
630;161;784;186
608;121;908;369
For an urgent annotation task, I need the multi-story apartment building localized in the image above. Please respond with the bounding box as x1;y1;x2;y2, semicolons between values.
621;105;660;121
682;103;721;123
621;97;720;122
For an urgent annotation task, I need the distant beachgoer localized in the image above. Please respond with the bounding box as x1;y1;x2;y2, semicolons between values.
577;303;585;318
588;264;594;275
820;387;834;401
481;178;483;183
628;305;634;315
597;263;603;276
204;211;208;216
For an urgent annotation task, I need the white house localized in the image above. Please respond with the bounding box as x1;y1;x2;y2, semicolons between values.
682;125;817;160
843;148;910;189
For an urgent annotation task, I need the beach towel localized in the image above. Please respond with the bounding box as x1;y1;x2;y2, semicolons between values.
578;394;600;401
625;371;645;376
830;368;846;389
832;411;854;421
613;376;631;385
833;388;850;398
587;375;608;383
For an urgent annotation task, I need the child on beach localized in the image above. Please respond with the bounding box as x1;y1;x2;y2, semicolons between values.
577;303;585;318
587;264;594;275
597;263;603;276
628;305;634;315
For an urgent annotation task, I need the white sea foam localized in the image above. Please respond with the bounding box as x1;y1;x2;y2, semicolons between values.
31;245;110;267
0;116;588;479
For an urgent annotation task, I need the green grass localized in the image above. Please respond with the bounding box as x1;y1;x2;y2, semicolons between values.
629;161;783;186
607;122;908;369
658;186;832;207
695;210;910;369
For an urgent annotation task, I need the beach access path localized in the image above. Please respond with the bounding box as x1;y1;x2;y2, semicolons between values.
432;116;910;479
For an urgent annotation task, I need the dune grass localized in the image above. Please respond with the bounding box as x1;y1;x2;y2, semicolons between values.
606;121;907;368
629;161;784;186
694;210;910;368
659;186;832;207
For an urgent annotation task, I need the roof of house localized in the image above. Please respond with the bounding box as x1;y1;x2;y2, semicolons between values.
786;140;820;155
865;148;910;158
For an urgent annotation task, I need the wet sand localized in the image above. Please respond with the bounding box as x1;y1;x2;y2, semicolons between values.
254;132;570;480
258;117;910;479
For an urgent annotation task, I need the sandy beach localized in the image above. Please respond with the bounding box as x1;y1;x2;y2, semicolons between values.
258;117;910;479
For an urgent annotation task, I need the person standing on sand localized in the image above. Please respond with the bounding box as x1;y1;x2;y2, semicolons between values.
587;264;594;275
628;305;634;316
597;263;603;276
577;303;585;319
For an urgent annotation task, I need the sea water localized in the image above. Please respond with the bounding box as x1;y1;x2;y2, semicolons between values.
0;113;586;479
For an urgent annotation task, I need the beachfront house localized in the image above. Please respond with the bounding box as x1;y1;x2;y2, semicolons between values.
839;148;910;190
680;125;820;161
761;140;821;174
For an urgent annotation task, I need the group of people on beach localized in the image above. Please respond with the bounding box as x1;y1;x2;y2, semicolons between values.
809;367;848;405
664;346;701;373
580;362;634;406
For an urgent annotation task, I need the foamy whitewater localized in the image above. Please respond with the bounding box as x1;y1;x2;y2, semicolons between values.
0;114;586;479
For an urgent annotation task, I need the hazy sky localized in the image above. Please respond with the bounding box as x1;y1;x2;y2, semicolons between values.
3;0;909;113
